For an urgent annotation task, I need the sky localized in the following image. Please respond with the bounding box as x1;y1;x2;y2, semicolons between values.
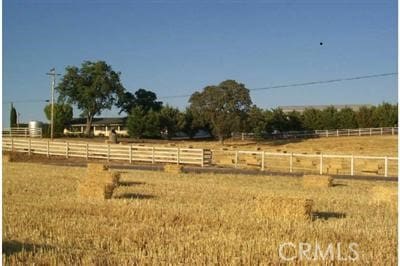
2;0;397;127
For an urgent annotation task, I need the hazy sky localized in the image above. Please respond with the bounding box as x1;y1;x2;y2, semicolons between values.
3;0;397;126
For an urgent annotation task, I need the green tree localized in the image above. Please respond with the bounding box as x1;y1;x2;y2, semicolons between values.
337;107;358;129
286;111;304;131
116;91;136;114
320;106;338;129
56;61;125;135
246;106;268;138
117;89;163;115
189;80;252;143
372;102;398;127
356;106;375;128
159;105;181;139
127;107;160;139
302;108;323;130
10;103;17;127
44;104;73;135
267;108;290;132
177;108;201;139
134;89;163;112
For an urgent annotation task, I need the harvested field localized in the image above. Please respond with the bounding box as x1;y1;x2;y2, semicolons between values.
303;175;333;188
56;135;397;156
3;160;397;264
163;164;183;174
371;186;397;204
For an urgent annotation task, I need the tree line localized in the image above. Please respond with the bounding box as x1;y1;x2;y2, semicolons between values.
36;60;397;141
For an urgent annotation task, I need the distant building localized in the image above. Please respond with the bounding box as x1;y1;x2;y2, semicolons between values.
64;117;128;136
278;104;373;113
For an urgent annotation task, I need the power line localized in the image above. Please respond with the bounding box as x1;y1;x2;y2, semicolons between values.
251;72;397;91
159;72;397;99
2;99;49;104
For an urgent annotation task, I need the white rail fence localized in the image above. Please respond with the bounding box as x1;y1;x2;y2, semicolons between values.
2;138;397;177
234;127;398;140
2;138;211;167
211;150;398;177
314;127;398;137
2;128;42;138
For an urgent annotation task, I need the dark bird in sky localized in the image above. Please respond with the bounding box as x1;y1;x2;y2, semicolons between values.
320;42;323;45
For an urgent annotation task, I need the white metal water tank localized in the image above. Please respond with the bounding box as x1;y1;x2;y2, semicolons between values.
28;121;43;138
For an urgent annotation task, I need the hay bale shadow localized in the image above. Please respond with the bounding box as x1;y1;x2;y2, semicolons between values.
2;240;54;256
114;193;156;200
332;183;347;187
118;181;146;186
312;211;346;221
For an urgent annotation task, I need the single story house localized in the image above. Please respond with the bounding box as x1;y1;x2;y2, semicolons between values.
64;117;129;136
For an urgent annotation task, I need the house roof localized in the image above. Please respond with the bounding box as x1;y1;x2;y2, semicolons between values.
69;117;127;126
278;104;373;113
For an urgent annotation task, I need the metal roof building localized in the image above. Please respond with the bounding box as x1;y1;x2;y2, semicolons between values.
278;104;373;113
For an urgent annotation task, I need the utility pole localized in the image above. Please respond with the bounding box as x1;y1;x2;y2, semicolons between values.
46;68;61;140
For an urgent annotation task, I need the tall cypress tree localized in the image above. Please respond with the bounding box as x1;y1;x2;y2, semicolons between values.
10;103;17;127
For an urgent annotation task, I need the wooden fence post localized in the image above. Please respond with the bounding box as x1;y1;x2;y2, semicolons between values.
261;152;265;171
66;142;69;159
107;144;110;162
336;130;339;137
177;148;180;165
86;143;89;160
28;138;31;156
384;157;388;177
201;149;204;168
290;153;293;173
381;128;383;135
235;151;238;168
47;140;50;158
350;155;354;176
319;153;323;175
11;137;14;152
392;127;394;135
129;145;132;164
358;129;361;136
348;129;350;136
152;147;155;164
370;128;372;136
326;130;328;137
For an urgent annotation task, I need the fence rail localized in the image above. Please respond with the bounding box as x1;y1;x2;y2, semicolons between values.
2;138;397;177
233;127;398;140
211;149;398;177
2;138;209;167
2;128;42;138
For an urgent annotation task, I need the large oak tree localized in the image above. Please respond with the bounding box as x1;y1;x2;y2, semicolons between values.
56;61;124;135
117;88;163;115
189;80;252;142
